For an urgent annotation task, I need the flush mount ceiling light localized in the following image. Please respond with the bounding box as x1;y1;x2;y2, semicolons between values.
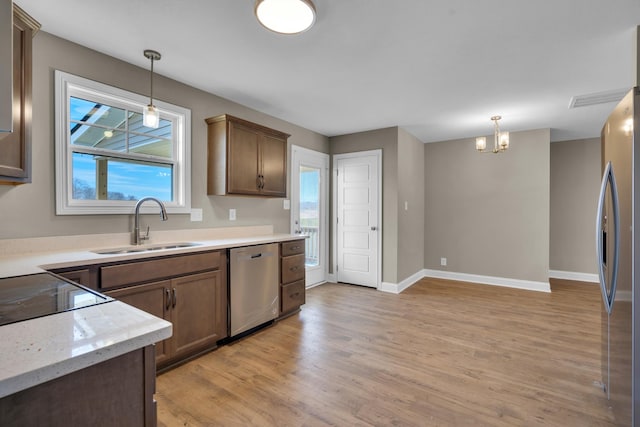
475;116;510;154
143;49;161;128
254;0;316;34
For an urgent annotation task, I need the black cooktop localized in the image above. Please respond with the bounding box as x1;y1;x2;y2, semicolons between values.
0;272;112;326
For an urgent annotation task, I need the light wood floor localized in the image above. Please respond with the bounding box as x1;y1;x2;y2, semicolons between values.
156;278;619;426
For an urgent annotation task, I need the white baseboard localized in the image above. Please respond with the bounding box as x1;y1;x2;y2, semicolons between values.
423;269;551;293
333;270;552;294
327;273;336;283
379;270;424;294
548;270;599;283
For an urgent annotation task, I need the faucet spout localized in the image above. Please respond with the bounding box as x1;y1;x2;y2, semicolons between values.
133;197;168;245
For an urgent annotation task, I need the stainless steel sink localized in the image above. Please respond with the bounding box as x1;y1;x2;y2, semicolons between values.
92;242;201;255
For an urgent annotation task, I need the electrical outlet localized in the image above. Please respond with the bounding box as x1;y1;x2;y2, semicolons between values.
440;257;447;266
229;209;236;221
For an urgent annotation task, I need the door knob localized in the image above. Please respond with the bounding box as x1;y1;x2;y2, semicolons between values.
371;226;377;231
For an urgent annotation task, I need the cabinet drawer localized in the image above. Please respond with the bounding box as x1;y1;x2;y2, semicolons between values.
281;253;305;284
101;251;221;289
281;280;305;314
281;240;305;257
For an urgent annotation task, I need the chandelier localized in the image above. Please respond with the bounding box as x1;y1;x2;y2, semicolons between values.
476;116;509;154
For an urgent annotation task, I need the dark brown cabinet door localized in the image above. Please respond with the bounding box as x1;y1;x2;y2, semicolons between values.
228;121;261;195
171;270;225;359
0;7;38;184
106;281;172;366
260;133;286;197
54;269;91;287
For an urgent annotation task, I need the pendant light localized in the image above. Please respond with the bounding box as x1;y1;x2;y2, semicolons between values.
254;0;316;35
475;115;510;154
143;49;161;128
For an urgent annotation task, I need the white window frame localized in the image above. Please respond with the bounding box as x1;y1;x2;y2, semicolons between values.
54;70;191;215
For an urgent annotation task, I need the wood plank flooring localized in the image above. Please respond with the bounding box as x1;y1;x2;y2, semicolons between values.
156;278;619;426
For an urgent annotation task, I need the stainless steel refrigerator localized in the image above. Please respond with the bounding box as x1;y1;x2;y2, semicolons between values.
597;87;639;425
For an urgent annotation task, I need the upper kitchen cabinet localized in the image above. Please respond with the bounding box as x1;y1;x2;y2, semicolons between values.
0;4;39;185
206;114;289;197
0;0;11;132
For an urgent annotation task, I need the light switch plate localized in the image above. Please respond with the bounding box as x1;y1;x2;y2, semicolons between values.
229;209;236;221
283;199;290;210
190;208;203;222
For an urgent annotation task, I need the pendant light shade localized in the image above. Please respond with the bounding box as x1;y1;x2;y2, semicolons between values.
255;0;316;34
143;49;161;129
143;104;160;128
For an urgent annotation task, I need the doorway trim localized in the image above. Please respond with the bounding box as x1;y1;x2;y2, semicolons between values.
332;149;382;289
290;145;329;287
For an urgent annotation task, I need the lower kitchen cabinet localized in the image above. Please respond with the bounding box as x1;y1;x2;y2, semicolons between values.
105;269;227;370
171;270;226;360
51;267;96;290
105;281;172;365
279;239;306;317
0;346;156;427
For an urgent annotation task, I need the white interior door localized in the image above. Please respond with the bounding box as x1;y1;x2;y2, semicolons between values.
291;146;329;287
334;150;381;288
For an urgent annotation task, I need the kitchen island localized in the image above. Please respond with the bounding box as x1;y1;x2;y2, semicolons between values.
0;300;171;426
0;226;304;426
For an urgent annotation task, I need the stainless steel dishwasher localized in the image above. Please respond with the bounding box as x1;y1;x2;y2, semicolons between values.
229;243;279;337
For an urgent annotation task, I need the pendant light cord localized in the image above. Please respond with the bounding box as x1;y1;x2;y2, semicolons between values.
149;56;154;106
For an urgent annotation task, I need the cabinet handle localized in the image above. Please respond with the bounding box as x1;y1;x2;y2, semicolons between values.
291;292;300;298
290;266;299;272
260;175;265;189
165;288;171;310
172;288;177;308
291;246;300;251
256;175;262;189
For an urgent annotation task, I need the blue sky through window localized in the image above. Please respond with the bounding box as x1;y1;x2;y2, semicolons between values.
72;153;172;201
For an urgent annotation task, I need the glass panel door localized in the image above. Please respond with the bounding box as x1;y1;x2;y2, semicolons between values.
300;166;320;268
291;146;328;287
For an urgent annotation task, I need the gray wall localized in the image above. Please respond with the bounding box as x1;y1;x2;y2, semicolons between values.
397;128;425;281
329;127;425;285
424;129;551;283
330;127;398;283
0;32;329;239
0;32;597;284
549;138;600;274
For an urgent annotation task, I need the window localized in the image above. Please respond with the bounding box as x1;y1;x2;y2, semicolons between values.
55;70;191;215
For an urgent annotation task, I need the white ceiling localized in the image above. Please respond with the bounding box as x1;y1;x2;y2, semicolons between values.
15;0;640;143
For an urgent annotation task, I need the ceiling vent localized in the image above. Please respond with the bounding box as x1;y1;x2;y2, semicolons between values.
568;88;629;109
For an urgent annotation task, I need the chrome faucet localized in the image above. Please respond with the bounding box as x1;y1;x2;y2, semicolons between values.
133;197;168;245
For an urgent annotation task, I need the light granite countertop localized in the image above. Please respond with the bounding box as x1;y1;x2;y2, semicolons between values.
0;226;304;398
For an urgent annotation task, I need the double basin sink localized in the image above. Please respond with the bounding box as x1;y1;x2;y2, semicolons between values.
92;242;201;255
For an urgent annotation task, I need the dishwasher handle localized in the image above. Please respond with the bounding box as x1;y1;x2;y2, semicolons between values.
251;253;262;259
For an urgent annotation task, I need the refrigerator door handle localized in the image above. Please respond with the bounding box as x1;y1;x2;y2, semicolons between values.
596;161;620;315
